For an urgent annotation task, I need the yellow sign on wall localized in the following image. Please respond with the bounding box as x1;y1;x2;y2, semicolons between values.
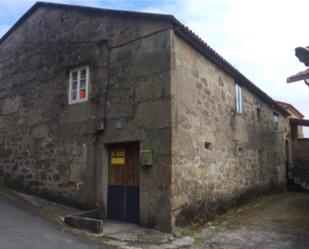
111;149;126;165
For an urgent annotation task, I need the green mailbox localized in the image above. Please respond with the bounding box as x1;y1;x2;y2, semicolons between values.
140;150;153;166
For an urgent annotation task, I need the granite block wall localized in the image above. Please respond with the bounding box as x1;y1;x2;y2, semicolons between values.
0;5;173;231
170;32;289;227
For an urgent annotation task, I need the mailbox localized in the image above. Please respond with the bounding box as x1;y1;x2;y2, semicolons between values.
140;150;153;166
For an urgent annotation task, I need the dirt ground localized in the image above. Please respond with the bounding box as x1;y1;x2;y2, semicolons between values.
190;192;309;249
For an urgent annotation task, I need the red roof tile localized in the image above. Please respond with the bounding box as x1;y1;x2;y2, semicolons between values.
276;101;304;118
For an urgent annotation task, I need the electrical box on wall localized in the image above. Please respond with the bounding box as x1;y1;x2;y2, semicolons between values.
140;150;153;167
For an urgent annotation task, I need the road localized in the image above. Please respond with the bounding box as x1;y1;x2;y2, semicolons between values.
0;191;115;249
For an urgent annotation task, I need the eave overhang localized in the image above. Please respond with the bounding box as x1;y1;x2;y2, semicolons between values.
290;118;309;127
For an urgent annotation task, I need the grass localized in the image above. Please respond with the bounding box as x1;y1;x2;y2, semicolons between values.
182;227;196;237
193;235;205;246
181;226;206;246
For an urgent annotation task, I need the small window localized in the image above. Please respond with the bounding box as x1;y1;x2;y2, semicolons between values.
235;83;243;113
257;108;261;119
69;66;89;104
273;113;280;131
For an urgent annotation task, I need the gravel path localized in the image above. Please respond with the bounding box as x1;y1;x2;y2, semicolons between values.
193;193;309;249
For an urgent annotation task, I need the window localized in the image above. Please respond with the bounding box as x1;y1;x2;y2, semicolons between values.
273;113;280;131
69;66;89;104
235;83;243;113
257;108;261;119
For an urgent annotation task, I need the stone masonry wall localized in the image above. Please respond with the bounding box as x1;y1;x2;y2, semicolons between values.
100;29;172;231
170;32;289;228
0;5;173;231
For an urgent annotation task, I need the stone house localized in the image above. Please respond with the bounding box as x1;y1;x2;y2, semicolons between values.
0;2;290;232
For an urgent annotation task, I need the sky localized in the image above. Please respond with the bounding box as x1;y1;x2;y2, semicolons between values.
1;0;309;135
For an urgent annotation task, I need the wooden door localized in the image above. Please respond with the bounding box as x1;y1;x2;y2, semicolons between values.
107;142;139;223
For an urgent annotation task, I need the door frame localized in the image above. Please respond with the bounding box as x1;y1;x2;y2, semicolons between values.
104;141;140;223
102;145;109;218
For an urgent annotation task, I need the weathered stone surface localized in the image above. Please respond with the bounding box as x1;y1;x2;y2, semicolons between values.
134;100;170;129
0;4;173;232
31;125;49;139
0;3;290;234
2;97;22;115
170;33;289;228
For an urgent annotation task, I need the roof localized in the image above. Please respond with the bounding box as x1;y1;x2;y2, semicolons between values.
287;68;309;83
0;1;289;117
295;46;309;66
276;101;304;118
290;118;309;127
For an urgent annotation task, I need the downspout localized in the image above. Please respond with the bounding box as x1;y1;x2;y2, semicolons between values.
92;39;110;211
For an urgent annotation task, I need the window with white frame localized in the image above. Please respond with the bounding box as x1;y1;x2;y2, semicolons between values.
235;83;243;113
69;66;89;104
273;113;280;131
